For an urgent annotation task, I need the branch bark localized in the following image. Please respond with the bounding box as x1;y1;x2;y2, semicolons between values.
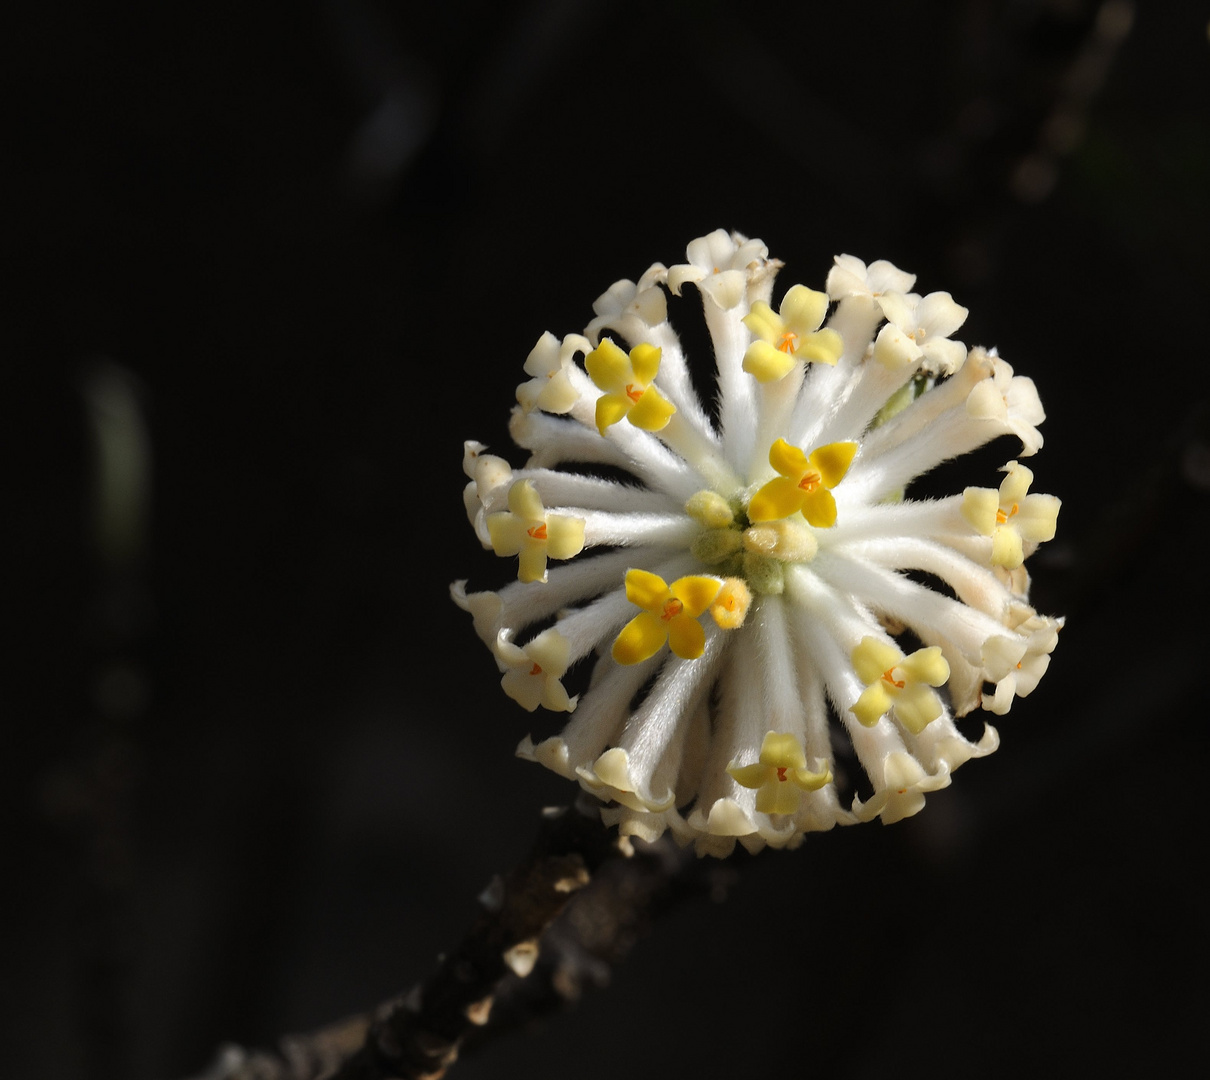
188;796;728;1080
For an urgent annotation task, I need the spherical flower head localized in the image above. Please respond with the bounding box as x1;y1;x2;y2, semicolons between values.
455;231;1064;856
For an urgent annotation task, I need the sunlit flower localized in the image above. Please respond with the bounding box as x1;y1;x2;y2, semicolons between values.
584;339;676;435
455;232;1063;856
873;290;969;374
462;441;514;548
825;254;916;302
742;285;844;382
748;438;857;527
585;262;668;346
825;254;918;365
612;569;723;665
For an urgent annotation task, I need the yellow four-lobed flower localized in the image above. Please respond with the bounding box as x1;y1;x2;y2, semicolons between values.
486;480;586;583
612;569;722;665
585;338;676;435
850;637;950;734
748;438;857;527
961;461;1060;569
727;731;832;815
741;284;844;382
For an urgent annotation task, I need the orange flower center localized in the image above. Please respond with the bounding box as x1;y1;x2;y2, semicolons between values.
798;470;822;492
881;667;905;689
527;523;548;540
776;766;788;782
661;598;684;621
776;331;798;354
995;502;1020;525
625;383;643;402
529;663;543;675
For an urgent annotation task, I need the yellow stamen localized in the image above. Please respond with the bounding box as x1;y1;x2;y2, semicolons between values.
995;502;1019;525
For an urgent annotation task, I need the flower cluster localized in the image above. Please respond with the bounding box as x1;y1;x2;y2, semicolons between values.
454;231;1063;857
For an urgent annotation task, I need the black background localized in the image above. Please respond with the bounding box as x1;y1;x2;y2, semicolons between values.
9;1;1209;1078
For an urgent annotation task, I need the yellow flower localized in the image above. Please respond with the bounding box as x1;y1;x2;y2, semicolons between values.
612;569;721;664
727;732;831;815
961;461;1060;569
584;338;676;435
485;480;586;583
850;637;950;734
741;284;843;382
748;438;857;527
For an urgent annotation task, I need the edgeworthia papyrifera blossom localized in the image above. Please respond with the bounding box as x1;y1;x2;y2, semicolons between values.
454;231;1063;857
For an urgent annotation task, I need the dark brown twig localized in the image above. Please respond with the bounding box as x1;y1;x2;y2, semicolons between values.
188;796;723;1080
